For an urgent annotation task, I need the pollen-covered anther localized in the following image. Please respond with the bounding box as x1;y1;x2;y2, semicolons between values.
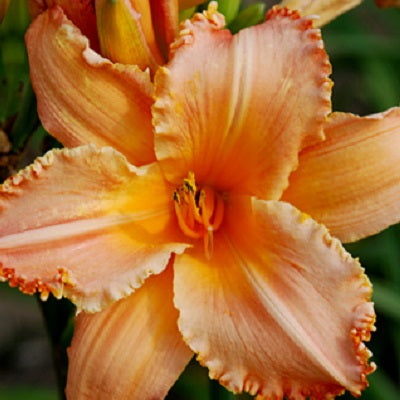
173;172;224;259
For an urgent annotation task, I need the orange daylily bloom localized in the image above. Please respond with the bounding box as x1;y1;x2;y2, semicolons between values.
3;3;400;399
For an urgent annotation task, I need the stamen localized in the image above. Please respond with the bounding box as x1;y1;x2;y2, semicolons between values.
210;193;224;230
204;226;214;260
174;200;203;239
199;186;215;225
173;173;225;258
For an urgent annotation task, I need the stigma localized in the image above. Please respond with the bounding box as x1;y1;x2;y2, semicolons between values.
173;172;224;259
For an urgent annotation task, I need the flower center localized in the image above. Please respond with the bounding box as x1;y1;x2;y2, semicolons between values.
173;172;224;259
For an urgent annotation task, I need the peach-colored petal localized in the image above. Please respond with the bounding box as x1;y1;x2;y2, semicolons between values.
174;198;375;398
95;0;164;73
67;265;193;400
150;0;179;58
375;0;400;7
25;6;156;166
279;0;363;27
153;6;331;199
27;0;99;50
0;145;188;312
282;108;400;243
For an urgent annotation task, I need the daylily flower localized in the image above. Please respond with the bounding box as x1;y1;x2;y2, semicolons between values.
2;2;400;400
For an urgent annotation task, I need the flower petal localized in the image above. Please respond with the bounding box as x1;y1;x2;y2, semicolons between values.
25;6;156;166
0;145;188;312
149;0;179;58
174;198;375;398
153;6;331;199
27;0;99;50
279;0;363;27
67;265;193;400
95;0;164;72
282;108;400;243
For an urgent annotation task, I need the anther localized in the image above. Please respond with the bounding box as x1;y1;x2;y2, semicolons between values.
173;172;224;259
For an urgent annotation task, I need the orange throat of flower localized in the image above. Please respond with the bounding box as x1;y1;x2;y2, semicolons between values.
173;172;224;259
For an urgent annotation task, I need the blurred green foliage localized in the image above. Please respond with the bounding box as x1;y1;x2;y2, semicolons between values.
0;0;399;399
229;2;267;33
0;0;30;125
0;387;58;400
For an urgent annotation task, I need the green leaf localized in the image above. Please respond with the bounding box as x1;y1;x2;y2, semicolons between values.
179;6;197;22
373;282;400;322
375;228;400;286
0;39;29;124
216;0;240;25
0;0;30;126
228;3;266;34
0;0;29;36
0;0;10;24
0;387;58;400
324;34;400;59
366;369;400;400
362;58;400;111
